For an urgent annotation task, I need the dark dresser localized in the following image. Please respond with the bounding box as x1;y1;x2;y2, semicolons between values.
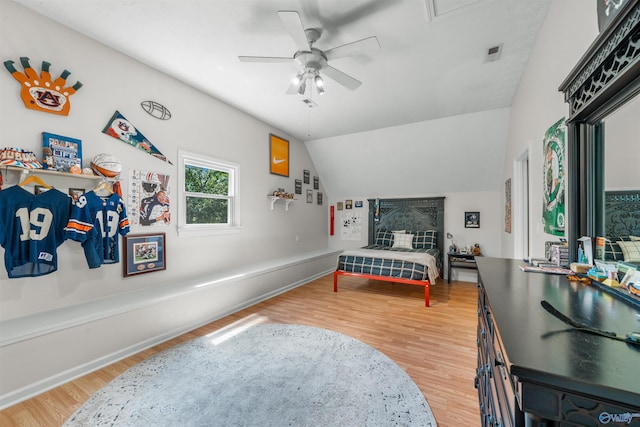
476;257;640;427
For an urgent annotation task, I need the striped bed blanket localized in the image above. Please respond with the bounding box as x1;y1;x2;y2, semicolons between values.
337;246;440;284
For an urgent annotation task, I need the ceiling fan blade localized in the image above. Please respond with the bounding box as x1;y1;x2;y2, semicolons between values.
324;36;380;61
238;56;292;63
322;66;362;90
278;10;310;52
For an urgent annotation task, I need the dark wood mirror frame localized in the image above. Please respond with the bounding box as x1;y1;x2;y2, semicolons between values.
559;0;640;262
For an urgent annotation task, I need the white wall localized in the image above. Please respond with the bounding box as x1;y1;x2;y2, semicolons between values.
500;0;599;259
306;108;510;199
0;0;334;406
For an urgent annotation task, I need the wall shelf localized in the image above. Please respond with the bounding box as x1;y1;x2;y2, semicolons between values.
3;165;105;181
268;196;296;211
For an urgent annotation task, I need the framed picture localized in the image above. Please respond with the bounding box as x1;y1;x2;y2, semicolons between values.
345;199;353;209
306;189;313;203
303;169;310;184
123;233;166;277
465;211;480;228
355;200;363;208
505;179;512;234
313;176;319;190
317;192;323;205
337;202;344;210
294;179;302;194
269;133;289;177
69;188;85;204
42;131;82;172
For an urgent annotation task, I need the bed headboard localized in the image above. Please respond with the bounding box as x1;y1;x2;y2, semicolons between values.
605;190;640;238
367;197;445;262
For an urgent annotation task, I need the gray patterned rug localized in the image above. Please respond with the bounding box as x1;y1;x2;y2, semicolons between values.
64;322;436;426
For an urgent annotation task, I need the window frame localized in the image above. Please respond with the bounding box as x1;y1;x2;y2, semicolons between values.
178;149;240;237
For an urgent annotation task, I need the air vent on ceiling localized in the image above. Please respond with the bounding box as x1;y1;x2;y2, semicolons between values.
486;44;503;62
302;99;317;108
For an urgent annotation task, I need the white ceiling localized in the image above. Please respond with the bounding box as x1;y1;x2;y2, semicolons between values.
12;0;551;142
10;0;554;198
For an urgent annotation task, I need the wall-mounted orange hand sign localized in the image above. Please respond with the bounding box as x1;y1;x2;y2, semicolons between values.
4;57;82;116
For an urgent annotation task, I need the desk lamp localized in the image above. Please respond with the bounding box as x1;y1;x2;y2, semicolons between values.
446;232;457;253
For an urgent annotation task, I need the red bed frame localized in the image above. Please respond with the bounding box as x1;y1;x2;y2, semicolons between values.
333;270;431;306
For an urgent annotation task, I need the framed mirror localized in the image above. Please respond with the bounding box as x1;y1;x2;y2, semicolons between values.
558;0;640;262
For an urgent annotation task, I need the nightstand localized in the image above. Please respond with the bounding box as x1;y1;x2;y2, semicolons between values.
447;252;479;283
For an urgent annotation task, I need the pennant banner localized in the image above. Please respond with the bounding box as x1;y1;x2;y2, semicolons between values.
102;110;172;164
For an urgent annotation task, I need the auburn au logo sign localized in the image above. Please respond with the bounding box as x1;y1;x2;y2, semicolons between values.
3;57;82;116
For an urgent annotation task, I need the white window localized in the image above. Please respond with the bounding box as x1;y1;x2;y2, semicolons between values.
178;150;240;237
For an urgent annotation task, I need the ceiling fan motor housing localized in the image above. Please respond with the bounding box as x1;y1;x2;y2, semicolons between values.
293;48;327;73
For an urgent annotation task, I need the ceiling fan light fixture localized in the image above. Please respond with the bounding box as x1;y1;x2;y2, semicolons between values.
292;73;303;85
314;74;325;95
298;78;307;95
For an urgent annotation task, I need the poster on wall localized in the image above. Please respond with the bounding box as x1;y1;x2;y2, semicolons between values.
128;170;171;226
505;178;512;234
542;118;566;236
341;211;362;241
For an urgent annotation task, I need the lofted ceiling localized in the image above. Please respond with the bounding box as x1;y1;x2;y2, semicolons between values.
10;0;553;197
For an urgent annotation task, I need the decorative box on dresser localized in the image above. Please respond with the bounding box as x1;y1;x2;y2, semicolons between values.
475;257;640;427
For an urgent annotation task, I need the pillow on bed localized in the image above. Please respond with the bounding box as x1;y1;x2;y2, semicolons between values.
630;236;640;241
392;232;414;249
603;238;625;261
375;230;395;246
617;240;640;263
412;230;437;249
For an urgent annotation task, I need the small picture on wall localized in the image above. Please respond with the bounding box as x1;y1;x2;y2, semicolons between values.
313;176;319;190
306;189;313;203
303;169;310;184
355;200;363;208
337;202;344;210
317;192;323;205
345;199;353;209
295;179;302;194
505;178;512;233
465;211;480;228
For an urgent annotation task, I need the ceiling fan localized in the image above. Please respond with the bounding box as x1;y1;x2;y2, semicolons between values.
239;10;380;96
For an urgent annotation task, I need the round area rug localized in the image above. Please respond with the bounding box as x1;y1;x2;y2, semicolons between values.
64;323;436;426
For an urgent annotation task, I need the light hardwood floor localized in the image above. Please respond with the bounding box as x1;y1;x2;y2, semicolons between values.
0;274;480;426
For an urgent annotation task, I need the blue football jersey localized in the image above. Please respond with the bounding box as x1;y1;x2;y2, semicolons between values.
0;186;71;278
65;190;130;268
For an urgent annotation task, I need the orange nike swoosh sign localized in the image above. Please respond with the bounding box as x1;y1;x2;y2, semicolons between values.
269;134;289;177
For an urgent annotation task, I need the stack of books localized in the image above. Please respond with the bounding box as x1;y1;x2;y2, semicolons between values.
550;244;569;267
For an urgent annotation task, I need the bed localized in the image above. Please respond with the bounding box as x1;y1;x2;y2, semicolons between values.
602;190;640;268
334;197;445;307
